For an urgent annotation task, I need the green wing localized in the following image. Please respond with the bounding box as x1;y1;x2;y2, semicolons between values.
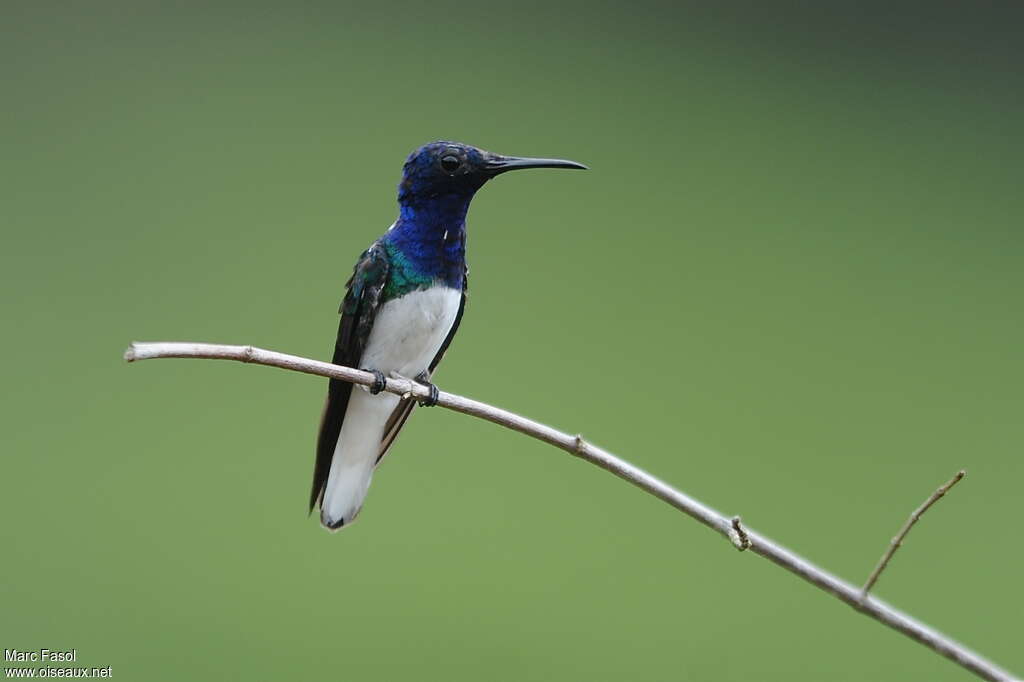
310;242;390;512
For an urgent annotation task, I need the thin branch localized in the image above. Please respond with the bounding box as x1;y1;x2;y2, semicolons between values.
862;470;967;598
124;341;1017;682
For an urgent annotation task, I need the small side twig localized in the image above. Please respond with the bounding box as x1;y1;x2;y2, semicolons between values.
861;470;966;598
729;516;751;551
573;434;587;456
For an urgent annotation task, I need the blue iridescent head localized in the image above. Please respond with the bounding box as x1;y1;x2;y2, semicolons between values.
397;140;587;207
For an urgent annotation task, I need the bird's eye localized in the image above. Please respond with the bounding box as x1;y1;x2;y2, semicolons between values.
440;155;461;173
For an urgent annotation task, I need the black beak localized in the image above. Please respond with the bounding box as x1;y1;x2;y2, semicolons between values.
485;154;588;175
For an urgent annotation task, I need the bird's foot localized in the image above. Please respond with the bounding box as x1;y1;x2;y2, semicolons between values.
415;371;440;407
362;368;386;395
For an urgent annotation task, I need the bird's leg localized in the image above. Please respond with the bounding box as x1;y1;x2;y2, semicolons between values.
361;368;387;395
414;371;440;407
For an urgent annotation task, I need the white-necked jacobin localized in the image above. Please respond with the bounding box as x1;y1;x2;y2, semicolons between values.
312;141;586;530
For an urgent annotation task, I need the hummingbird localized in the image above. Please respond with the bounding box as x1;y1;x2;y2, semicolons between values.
311;141;587;530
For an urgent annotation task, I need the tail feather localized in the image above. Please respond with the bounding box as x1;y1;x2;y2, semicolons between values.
320;389;400;530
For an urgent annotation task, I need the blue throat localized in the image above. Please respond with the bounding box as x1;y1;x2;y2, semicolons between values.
384;193;471;290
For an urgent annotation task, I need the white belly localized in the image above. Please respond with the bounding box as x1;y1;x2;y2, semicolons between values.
358;286;462;377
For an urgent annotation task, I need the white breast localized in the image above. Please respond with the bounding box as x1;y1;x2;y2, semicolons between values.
358;286;462;377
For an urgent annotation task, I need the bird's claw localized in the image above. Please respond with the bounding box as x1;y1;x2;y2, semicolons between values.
364;368;386;395
415;372;440;407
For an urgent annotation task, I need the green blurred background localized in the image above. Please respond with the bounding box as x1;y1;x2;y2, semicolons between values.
3;1;1021;680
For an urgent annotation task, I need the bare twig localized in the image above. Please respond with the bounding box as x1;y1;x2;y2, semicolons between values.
861;470;967;598
124;341;1017;682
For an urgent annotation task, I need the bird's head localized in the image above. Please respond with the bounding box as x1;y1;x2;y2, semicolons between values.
398;141;586;207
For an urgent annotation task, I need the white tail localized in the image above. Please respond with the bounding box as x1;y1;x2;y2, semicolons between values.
320;389;400;530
